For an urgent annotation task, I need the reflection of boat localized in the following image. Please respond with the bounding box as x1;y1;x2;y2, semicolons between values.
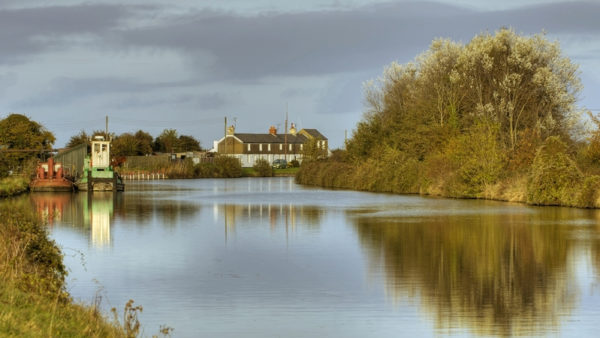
76;136;124;192
30;157;75;192
88;192;114;247
30;192;72;224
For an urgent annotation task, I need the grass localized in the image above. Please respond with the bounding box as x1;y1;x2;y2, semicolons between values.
0;286;125;337
242;167;300;177
274;167;300;176
0;200;131;337
0;175;29;198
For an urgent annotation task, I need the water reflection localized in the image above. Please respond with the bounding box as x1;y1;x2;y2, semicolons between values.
351;208;591;336
30;193;72;225
88;193;113;247
11;178;600;337
216;203;322;236
31;192;115;248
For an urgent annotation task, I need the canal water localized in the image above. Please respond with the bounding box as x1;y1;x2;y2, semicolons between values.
8;177;600;336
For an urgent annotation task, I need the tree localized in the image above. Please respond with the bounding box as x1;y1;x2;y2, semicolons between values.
178;135;202;152
455;29;581;151
154;129;179;153
112;133;140;157
302;138;327;162
0;114;55;177
66;130;90;148
134;130;153;155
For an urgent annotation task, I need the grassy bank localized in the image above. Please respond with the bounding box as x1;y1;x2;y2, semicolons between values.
0;176;29;198
297;137;600;208
118;156;243;179
0;201;127;337
242;167;300;177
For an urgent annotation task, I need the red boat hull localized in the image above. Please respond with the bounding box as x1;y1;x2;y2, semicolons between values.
30;179;74;192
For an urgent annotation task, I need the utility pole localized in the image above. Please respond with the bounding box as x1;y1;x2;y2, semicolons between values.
105;115;109;140
344;129;348;149
284;104;288;161
224;116;227;154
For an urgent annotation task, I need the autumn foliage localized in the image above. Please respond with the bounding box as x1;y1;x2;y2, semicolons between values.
298;29;600;208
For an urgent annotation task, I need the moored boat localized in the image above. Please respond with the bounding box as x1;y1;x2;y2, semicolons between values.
30;157;75;192
75;136;125;192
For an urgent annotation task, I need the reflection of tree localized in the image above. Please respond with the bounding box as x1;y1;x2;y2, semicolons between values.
353;212;577;336
112;193;201;226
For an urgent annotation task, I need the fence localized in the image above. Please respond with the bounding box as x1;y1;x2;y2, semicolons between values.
121;172;166;180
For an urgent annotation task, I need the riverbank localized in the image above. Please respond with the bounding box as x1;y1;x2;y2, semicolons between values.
0;200;128;336
120;164;300;179
295;150;600;209
0;176;29;198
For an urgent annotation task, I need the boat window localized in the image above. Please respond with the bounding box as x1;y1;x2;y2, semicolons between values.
94;144;100;152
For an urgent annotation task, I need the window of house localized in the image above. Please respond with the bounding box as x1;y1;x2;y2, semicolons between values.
259;144;263;151
289;144;292;151
268;144;271;151
300;144;303;151
279;144;282;151
247;144;251;151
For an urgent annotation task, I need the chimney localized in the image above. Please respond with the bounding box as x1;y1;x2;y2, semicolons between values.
269;125;277;135
289;122;297;135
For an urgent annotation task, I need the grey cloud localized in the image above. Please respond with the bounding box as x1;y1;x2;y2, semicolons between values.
116;1;600;80
110;92;228;110
0;4;136;63
14;76;197;108
120;2;472;79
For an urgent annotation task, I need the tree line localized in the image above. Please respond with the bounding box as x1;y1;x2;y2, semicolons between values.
0;113;203;177
297;28;600;208
66;128;202;156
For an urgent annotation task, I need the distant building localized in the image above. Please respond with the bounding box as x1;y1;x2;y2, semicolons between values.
213;123;328;167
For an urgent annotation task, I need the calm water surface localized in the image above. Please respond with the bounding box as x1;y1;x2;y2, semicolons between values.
10;177;600;336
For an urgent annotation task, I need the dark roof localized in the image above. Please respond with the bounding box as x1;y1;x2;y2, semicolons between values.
300;129;327;140
233;133;309;144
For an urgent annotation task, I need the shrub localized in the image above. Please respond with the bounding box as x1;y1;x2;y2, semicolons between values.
253;159;273;177
289;159;300;168
194;162;217;178
0;202;66;298
574;175;600;208
527;137;583;206
442;123;507;198
214;156;242;178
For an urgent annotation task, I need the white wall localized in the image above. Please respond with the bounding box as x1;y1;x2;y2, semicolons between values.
229;153;304;167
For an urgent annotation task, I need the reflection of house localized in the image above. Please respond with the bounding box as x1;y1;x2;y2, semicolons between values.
213;124;328;167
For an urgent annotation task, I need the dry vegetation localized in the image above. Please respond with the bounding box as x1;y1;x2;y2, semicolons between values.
297;29;600;208
0;201;128;337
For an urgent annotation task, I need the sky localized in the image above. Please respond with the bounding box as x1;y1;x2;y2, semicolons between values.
1;0;600;149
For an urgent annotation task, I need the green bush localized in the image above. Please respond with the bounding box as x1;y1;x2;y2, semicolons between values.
253;158;273;177
0;203;66;298
443;123;506;198
574;175;600;208
214;156;242;178
194;162;216;178
527;137;583;206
